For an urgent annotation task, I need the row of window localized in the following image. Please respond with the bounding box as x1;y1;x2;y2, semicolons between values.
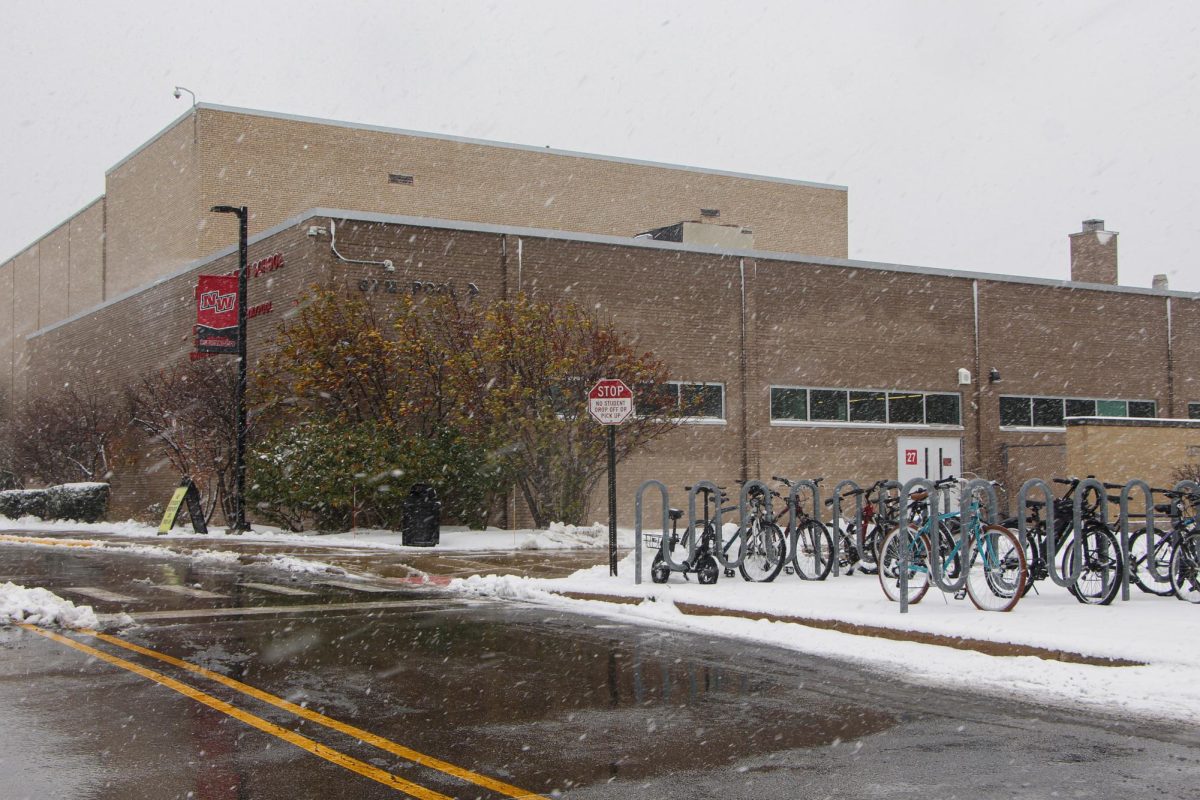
770;387;961;426
657;384;1165;428
998;396;1156;428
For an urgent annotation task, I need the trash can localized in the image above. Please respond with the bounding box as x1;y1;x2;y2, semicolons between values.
402;483;441;547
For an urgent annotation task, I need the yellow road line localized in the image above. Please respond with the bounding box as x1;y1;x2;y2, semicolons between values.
83;629;548;800
0;534;98;548
18;624;452;800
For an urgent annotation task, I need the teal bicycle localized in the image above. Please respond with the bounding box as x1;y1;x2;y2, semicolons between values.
878;482;1028;612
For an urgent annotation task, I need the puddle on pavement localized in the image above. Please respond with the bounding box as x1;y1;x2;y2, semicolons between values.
138;606;898;793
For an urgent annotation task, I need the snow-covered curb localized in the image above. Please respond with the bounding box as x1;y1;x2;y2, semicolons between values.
0;582;99;629
450;556;1200;724
0;516;620;552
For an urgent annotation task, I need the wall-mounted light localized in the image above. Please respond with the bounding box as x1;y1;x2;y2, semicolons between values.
989;368;1002;383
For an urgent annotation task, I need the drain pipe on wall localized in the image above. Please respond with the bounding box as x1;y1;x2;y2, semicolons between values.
329;219;394;271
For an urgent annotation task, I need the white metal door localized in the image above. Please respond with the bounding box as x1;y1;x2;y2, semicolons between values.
896;437;962;484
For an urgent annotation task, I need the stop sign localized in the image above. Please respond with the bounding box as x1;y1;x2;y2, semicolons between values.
588;378;634;425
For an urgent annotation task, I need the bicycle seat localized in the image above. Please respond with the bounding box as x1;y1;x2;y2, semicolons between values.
1025;499;1046;509
1154;503;1174;514
823;498;835;507
668;508;684;521
910;490;929;502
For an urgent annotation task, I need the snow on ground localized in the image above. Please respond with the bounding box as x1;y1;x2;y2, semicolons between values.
0;515;616;552
5;513;1198;722
0;582;98;629
453;549;1200;724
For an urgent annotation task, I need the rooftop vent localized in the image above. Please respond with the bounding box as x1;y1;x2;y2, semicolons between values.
1082;219;1105;232
700;208;720;219
388;173;415;185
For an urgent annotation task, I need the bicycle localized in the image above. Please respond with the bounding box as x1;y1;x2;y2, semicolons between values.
877;480;1026;611
1106;482;1200;599
648;485;733;585
1007;477;1124;605
727;482;788;583
770;476;834;580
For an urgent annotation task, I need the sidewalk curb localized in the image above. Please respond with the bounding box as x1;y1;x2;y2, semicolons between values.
547;590;1144;668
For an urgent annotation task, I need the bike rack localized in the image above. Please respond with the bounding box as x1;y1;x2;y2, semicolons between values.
937;478;1002;595
1072;478;1111;589
1116;480;1155;602
634;480;669;586
900;478;947;608
717;481;764;572
1017;479;1083;587
828;480;862;578
783;479;822;577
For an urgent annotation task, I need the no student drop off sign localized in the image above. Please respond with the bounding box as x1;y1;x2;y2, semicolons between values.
588;379;634;425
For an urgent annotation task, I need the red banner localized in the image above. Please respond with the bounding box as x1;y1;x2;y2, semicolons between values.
195;275;239;354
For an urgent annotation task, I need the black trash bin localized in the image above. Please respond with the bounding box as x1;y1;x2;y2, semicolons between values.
402;484;441;547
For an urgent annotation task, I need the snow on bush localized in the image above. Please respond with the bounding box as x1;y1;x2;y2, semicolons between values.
0;489;48;519
45;482;110;523
0;582;98;629
0;483;109;523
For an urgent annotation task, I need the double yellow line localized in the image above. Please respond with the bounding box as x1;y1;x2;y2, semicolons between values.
20;624;546;799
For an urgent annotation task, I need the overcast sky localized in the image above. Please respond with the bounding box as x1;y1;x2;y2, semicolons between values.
2;1;1198;290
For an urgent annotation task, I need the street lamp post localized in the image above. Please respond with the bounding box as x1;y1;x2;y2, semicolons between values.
210;204;250;533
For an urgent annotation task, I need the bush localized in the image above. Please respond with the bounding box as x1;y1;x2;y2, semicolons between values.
0;489;48;519
248;421;498;532
45;483;110;523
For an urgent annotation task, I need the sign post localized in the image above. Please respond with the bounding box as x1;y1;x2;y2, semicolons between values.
588;378;634;576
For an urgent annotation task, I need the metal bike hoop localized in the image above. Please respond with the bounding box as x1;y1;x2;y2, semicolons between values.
720;480;769;571
683;480;722;571
634;480;669;586
784;479;822;577
1117;480;1155;600
829;480;863;579
1018;478;1082;587
1069;477;1110;586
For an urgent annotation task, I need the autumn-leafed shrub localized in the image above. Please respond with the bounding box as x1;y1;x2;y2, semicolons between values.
254;289;679;528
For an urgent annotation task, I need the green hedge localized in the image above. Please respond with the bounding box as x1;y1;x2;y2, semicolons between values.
0;483;109;522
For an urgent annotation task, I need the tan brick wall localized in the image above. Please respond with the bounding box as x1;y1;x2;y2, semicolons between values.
22;214;1200;525
1066;420;1200;488
38;224;70;328
104;116;200;299
192;108;847;274
68;199;106;316
0;262;12;416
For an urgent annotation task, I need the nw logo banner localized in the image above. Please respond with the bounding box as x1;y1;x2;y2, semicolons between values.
195;274;239;354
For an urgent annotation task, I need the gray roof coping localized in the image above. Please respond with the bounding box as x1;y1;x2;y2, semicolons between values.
28;207;1200;341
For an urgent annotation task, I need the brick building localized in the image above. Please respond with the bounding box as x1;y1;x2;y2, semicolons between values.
5;105;1197;522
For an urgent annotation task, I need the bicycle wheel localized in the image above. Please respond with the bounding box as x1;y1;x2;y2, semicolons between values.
1066;524;1122;606
650;552;670;584
739;522;786;582
857;524;882;575
791;520;833;580
695;553;720;585
836;529;860;573
1169;531;1200;603
877;526;930;604
965;525;1027;612
1128;527;1173;596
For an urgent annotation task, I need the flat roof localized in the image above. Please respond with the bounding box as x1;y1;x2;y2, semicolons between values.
29;207;1196;341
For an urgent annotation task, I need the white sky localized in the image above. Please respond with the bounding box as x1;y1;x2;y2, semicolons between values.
2;1;1198;289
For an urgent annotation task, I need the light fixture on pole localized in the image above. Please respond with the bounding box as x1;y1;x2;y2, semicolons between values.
210;204;250;534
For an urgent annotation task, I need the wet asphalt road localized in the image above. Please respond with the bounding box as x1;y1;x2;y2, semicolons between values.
1;540;1199;799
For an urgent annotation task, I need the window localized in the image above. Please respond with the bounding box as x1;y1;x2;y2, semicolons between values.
1190;403;1200;420
810;389;847;421
999;396;1032;427
888;392;924;424
1000;396;1157;428
849;390;886;423
770;388;807;421
771;387;961;426
655;381;725;420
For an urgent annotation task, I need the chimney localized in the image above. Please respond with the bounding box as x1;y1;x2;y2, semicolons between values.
1069;219;1118;284
1153;273;1170;291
